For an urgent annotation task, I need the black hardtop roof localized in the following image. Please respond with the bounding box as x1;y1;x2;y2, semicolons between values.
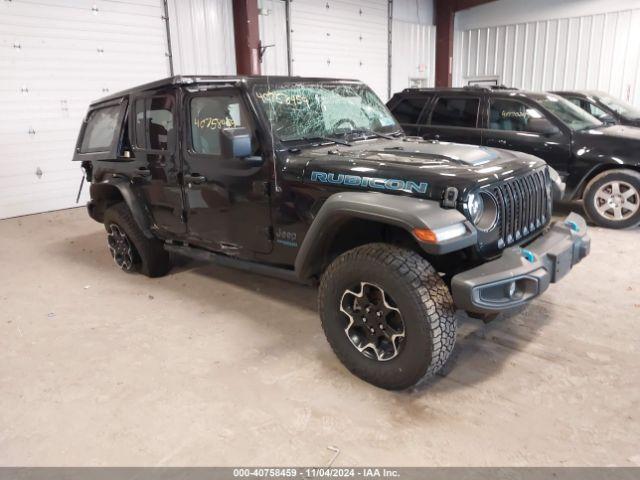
91;75;363;106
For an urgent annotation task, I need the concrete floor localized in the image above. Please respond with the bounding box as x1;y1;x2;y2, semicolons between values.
0;205;639;467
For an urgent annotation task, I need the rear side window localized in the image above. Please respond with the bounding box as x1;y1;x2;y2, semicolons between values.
80;105;121;152
430;97;479;128
391;97;429;124
134;96;175;151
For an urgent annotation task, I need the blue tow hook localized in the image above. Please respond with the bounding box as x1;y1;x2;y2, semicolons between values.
521;248;535;263
565;220;580;232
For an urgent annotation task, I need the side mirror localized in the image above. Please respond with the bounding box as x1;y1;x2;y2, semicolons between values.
220;127;253;158
528;118;560;135
599;114;616;125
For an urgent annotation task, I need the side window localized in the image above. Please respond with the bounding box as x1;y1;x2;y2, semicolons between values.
567;97;582;108
430;97;479;128
134;99;146;148
488;99;546;132
585;101;609;120
133;95;175;151
190;93;253;156
80;105;121;152
391;97;429;125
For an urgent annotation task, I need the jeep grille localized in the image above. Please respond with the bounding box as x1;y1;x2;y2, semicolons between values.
492;168;550;248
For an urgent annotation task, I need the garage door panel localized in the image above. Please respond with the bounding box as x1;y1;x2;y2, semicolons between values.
290;0;389;100
1;3;165;30
7;0;162;15
0;0;168;219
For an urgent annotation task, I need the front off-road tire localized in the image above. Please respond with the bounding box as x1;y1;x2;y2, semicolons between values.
103;202;171;278
583;169;640;229
318;243;456;390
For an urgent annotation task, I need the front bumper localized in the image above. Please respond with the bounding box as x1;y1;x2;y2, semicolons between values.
451;212;590;314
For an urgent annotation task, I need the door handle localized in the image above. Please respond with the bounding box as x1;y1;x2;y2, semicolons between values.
184;173;207;185
134;167;151;178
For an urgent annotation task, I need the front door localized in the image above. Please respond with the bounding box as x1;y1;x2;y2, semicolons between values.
482;97;572;175
182;88;272;255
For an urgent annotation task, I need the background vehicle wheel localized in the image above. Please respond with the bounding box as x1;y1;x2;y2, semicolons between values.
583;169;640;229
318;243;456;390
103;202;171;278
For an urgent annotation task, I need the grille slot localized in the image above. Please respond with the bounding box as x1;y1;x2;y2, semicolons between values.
492;169;549;249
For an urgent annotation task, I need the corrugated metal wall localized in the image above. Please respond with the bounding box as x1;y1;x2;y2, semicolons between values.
0;0;170;219
391;21;436;94
453;7;640;105
166;0;236;75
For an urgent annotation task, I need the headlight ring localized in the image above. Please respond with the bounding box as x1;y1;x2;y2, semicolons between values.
466;190;499;232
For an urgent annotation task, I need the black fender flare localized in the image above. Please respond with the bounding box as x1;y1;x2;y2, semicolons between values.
294;192;476;280
89;177;155;239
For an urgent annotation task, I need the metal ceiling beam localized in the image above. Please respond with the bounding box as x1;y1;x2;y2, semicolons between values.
434;0;497;87
233;0;261;75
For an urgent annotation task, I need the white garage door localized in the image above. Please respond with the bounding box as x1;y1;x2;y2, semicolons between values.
289;0;390;100
0;0;170;219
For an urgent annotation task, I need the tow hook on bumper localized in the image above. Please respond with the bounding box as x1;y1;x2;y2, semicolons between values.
451;212;591;314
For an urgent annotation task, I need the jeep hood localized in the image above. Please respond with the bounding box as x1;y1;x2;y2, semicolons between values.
291;138;547;200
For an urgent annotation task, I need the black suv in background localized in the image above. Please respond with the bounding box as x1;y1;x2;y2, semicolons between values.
388;87;640;229
553;90;640;127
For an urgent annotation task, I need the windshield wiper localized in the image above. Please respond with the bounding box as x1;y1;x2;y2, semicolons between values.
345;128;397;140
300;136;352;146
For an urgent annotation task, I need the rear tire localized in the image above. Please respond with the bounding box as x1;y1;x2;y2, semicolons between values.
103;202;171;278
583;169;640;229
318;243;456;390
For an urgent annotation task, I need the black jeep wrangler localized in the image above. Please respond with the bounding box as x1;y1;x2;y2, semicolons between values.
74;76;590;390
388;86;640;229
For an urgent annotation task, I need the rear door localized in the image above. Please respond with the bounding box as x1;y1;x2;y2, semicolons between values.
130;90;185;235
482;97;572;174
419;95;483;146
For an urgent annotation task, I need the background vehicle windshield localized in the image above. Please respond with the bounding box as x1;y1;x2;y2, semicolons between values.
253;83;400;142
596;93;640;120
538;94;602;131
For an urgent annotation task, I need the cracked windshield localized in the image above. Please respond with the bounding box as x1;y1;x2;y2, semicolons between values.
253;83;399;143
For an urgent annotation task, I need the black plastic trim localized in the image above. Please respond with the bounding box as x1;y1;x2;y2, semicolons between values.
294;192;477;280
451;212;590;314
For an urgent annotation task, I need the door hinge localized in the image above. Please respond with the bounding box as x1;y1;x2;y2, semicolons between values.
265;226;274;240
254;181;271;196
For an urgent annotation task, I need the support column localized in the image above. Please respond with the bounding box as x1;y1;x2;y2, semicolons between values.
233;0;261;75
434;0;454;87
434;0;497;87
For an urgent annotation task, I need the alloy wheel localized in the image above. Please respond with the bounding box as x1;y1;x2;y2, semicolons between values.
593;180;639;221
107;224;135;271
339;282;406;361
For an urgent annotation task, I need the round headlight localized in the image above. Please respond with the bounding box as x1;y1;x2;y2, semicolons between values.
466;191;499;231
466;192;484;224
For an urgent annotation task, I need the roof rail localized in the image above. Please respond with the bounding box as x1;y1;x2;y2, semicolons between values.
463;84;518;92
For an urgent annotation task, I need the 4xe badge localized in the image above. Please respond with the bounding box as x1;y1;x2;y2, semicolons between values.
310;171;428;194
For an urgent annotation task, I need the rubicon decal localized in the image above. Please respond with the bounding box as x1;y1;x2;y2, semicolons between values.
310;171;428;194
